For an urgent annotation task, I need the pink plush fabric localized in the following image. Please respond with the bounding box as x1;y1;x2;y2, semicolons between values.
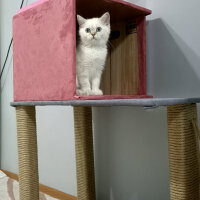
13;0;151;101
13;0;76;101
18;0;48;13
76;0;151;22
75;95;152;100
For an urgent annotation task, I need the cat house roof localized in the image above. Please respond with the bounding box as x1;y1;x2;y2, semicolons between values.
18;0;151;21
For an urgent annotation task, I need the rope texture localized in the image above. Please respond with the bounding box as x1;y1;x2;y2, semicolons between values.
73;106;96;200
16;106;39;200
167;104;200;200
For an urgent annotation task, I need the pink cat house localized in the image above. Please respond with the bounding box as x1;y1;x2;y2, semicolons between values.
13;0;152;101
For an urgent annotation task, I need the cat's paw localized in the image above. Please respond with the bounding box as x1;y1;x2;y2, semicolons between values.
77;89;92;96
91;89;103;95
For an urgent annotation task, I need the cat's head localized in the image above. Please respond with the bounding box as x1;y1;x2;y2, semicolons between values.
77;12;110;47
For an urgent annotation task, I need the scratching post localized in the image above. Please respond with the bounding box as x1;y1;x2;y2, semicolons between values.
73;106;96;200
16;106;39;200
167;104;200;200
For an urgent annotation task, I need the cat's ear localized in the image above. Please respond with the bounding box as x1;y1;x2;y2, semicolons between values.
100;12;110;25
77;15;86;26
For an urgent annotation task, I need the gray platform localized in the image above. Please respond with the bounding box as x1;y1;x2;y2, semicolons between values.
10;97;200;107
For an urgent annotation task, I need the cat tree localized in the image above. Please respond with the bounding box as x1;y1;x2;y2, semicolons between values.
12;0;200;200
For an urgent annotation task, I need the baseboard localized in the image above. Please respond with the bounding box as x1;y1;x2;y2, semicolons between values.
1;169;77;200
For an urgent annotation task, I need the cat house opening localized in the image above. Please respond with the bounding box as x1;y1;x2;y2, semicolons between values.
76;0;151;96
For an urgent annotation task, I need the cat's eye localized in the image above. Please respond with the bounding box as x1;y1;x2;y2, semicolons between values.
85;28;91;33
96;27;102;32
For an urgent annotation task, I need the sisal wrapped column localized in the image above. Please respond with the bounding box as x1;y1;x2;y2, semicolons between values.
16;106;39;200
167;104;200;200
73;106;96;200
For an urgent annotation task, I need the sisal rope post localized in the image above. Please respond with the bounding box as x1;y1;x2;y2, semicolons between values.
167;104;200;200
16;106;39;200
73;106;96;200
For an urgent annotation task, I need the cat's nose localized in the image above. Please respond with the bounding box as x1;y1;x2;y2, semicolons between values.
91;33;96;37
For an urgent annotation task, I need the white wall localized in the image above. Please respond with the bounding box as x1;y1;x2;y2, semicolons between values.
0;0;77;195
146;0;200;98
1;0;200;200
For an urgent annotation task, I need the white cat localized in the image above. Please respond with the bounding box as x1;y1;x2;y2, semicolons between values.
76;12;110;95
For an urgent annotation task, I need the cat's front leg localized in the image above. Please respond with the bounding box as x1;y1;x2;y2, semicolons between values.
77;74;92;95
91;74;103;95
